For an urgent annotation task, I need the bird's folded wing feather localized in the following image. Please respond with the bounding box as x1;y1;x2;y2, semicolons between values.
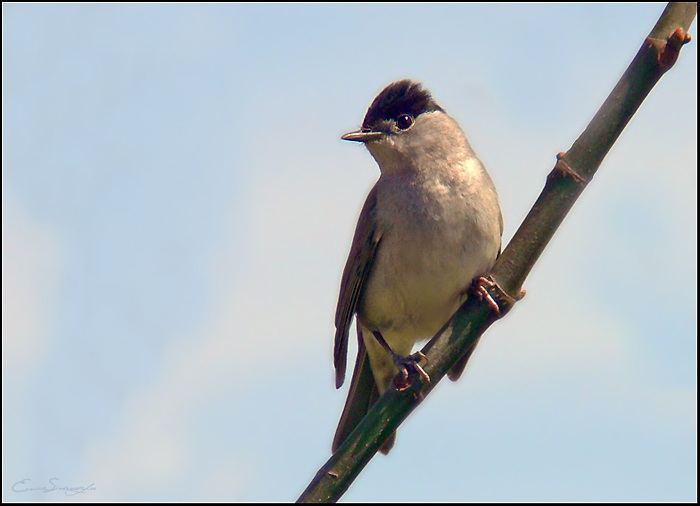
334;183;382;389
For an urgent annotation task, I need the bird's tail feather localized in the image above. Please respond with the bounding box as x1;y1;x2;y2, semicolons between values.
332;327;396;454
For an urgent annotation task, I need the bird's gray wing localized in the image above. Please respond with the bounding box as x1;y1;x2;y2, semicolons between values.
497;208;504;256
334;183;382;389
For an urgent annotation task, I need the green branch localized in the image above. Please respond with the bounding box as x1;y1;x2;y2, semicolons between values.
297;3;696;503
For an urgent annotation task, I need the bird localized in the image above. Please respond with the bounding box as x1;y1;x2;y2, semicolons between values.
332;79;503;455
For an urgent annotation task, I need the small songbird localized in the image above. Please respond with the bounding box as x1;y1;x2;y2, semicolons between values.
332;79;503;454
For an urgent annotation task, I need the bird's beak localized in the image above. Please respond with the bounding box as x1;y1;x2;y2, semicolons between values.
341;129;384;143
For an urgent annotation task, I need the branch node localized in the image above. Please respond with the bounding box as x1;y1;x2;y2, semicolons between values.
647;27;692;73
550;152;588;185
484;275;523;312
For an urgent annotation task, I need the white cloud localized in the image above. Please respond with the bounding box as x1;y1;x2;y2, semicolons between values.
2;194;61;380
76;137;360;499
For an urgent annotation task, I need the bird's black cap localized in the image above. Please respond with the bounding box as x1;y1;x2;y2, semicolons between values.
362;79;444;130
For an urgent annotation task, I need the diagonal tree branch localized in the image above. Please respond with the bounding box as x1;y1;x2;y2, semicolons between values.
298;3;696;503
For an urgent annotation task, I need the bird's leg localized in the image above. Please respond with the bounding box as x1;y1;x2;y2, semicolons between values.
371;331;430;392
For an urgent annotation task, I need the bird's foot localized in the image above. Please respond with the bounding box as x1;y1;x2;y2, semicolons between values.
471;276;502;315
371;331;431;395
392;351;430;394
470;276;526;317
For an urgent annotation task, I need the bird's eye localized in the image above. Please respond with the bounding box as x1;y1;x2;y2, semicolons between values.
396;114;414;130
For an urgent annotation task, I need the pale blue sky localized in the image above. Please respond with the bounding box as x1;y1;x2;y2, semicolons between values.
3;3;696;502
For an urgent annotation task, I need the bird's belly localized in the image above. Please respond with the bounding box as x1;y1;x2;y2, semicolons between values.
357;237;486;349
357;170;502;355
